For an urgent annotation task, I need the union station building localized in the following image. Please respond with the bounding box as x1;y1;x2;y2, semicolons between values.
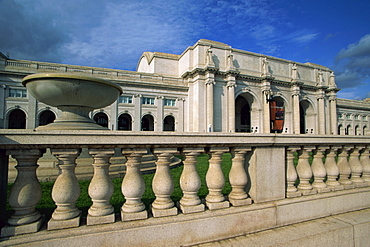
0;39;369;135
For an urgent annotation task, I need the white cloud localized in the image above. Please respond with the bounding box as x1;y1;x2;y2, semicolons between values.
336;34;370;60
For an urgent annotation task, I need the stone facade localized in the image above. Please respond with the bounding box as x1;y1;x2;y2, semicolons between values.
0;39;369;134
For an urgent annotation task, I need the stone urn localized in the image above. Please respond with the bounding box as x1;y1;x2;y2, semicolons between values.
22;73;123;130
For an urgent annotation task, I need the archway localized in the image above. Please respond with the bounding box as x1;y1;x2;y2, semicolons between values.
269;97;285;133
118;113;132;130
299;100;315;134
363;126;368;136
8;109;26;129
141;114;154;131
346;125;352;135
235;95;251;132
355;125;360;135
39;110;56;127
93;112;109;128
163;115;175;131
338;124;344;135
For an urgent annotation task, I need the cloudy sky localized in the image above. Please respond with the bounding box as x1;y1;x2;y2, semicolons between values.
1;0;369;100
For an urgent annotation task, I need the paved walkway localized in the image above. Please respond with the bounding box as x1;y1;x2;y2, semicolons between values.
191;208;370;247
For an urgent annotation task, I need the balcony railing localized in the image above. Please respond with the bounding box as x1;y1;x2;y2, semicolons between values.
0;130;370;246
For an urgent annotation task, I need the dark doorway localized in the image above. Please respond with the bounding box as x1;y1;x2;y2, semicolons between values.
118;113;132;130
8;109;26;129
163;115;175;131
39;110;56;126
93;112;109;128
141;114;154;131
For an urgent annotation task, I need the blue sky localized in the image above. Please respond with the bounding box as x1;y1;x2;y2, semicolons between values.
1;0;369;100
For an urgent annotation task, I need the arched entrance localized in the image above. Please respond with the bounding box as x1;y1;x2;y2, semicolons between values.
38;110;56;127
141;114;154;131
235;95;251;132
299;100;315;134
269;97;285;133
163;115;175;131
346;125;352;135
93;112;109;128
363;126;368;136
118;113;132;130
8;109;26;129
355;125;360;135
338;124;344;135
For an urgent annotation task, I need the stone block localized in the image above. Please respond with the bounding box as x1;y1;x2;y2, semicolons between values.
121;210;148;221
47;214;81;230
179;203;205;214
229;197;252;207
0;218;43;237
87;213;115;226
151;207;178;217
206;201;230;210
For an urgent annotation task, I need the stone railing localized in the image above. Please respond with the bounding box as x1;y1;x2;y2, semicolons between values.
1;130;370;246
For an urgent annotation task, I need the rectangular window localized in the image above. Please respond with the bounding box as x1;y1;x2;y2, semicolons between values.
164;99;176;106
119;96;132;104
142;97;155;105
9;89;27;98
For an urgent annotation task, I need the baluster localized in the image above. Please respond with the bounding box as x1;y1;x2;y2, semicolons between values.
205;147;230;210
48;149;81;230
296;146;317;195
311;146;331;193
337;146;355;189
325;146;344;191
349;146;367;187
286;147;302;198
228;147;252;206
179;148;205;214
1;149;44;237
87;148;115;225
151;148;178;217
121;149;148;221
360;146;370;186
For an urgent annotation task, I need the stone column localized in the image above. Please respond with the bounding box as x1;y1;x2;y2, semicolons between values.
286;146;302;198
337;146;355;189
110;100;118;130
317;94;326;135
229;148;252;206
227;77;236;133
205;74;215;132
311;146;331;193
48;149;81;230
179;148;205;214
87;148;115;225
121;149;148;221
262;89;271;134
360;146;370;185
296;146;317;195
1;149;44;237
205;147;230;210
156;96;164;131
329;96;338;135
133;94;142;131
325;146;344;191
348;146;367;187
292;83;300;134
151;148;178;217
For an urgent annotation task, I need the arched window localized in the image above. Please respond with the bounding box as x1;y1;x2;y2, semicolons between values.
141;114;154;131
93;112;109;128
118;113;132;131
163;115;175;131
8;109;26;129
39;110;56;126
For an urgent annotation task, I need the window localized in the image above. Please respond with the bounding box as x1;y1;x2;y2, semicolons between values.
9;88;27;98
346;114;351;119
119;96;132;104
164;99;176;106
142;97;155;105
355;115;359;120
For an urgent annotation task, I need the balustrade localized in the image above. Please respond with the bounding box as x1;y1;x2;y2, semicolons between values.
1;132;370;240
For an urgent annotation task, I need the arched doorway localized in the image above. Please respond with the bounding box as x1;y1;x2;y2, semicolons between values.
355;125;360;135
163;115;175;131
363;126;367;136
141;114;154;131
8;109;26;129
346;125;351;135
338;124;344;135
269;97;285;133
118;113;132;130
235;95;251;132
93;112;109;128
299;100;315;134
38;110;56;127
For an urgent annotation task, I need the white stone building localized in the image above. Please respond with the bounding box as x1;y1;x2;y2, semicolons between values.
0;39;369;134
